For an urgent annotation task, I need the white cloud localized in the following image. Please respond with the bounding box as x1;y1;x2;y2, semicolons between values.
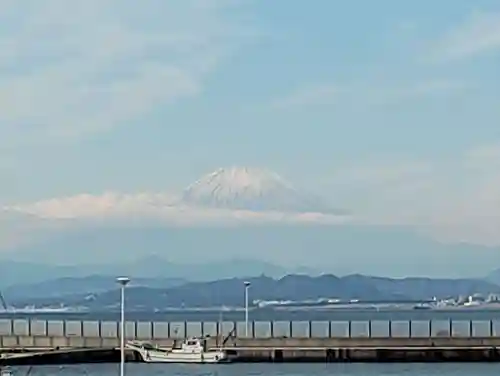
0;191;350;234
426;10;500;62
0;0;254;147
4;192;178;219
272;79;464;108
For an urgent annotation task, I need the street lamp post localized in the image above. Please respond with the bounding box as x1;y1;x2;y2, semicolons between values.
244;281;251;337
116;277;130;376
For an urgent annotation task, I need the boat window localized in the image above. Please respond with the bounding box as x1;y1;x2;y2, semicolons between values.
187;341;197;346
173;342;181;349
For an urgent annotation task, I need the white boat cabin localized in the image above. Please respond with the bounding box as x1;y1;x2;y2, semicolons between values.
128;337;210;352
172;337;209;352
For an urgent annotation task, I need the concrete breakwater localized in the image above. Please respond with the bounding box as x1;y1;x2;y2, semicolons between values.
2;318;500;338
2;337;500;363
1;319;500;363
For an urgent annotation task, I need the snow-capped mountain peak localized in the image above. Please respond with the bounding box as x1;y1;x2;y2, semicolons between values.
181;166;341;214
185;166;295;196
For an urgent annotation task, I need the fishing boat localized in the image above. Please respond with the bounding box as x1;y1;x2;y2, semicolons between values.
126;337;231;363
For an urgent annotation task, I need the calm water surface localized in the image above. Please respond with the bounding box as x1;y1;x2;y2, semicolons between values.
10;363;500;376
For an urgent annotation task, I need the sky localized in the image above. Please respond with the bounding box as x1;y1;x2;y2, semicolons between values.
1;0;500;246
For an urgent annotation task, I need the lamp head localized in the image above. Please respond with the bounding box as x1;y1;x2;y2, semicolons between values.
116;276;130;286
244;281;251;287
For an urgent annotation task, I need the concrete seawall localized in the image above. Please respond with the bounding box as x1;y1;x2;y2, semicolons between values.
2;318;500;363
2;318;499;338
4;335;500;349
2;335;500;363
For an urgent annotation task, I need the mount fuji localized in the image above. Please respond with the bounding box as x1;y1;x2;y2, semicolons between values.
181;167;344;214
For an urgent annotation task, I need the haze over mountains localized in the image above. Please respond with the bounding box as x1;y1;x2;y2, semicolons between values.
1;167;500;278
0;256;319;288
7;272;500;310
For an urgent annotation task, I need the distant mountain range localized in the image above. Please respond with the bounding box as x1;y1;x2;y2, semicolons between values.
0;256;321;290
7;273;500;309
484;268;500;285
3;275;187;301
3;224;500;278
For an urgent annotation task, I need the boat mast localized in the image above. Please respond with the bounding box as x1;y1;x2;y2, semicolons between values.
218;308;223;350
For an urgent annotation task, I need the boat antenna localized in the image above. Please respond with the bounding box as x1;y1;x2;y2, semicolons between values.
218;308;223;350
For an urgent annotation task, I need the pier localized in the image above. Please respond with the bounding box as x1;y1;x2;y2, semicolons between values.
1;318;500;363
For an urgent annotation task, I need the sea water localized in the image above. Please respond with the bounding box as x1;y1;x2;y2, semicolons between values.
9;363;500;376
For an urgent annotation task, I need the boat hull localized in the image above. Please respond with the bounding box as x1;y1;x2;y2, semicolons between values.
128;346;231;363
144;351;229;363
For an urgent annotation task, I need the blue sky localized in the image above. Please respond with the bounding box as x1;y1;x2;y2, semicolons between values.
0;0;500;244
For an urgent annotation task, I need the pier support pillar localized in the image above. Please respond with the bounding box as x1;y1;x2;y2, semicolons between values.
272;349;283;362
326;348;335;362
